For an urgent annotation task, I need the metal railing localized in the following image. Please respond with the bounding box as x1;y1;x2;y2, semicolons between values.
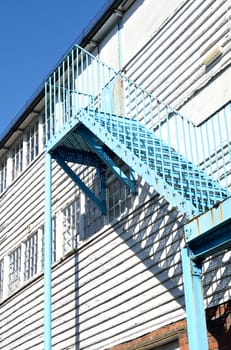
46;45;231;210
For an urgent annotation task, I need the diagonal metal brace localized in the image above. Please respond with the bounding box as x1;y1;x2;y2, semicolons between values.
77;127;137;194
52;153;107;215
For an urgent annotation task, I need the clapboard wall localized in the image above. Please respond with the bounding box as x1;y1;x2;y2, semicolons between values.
123;0;231;122
1;154;230;349
0;0;230;349
0;148;186;349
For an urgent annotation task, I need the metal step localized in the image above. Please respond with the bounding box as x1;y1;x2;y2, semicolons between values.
85;110;228;213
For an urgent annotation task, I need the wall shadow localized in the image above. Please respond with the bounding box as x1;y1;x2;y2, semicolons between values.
206;301;231;350
72;170;231;349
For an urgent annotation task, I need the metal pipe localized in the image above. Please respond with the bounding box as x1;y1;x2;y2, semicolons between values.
44;151;52;350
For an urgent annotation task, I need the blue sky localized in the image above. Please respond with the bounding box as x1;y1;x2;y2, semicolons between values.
0;0;108;138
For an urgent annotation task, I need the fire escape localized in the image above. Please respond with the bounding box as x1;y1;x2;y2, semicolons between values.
44;45;231;350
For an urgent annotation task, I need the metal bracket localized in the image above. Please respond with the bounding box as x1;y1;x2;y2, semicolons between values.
77;126;137;194
191;259;202;278
53;146;103;168
52;152;106;215
184;197;231;260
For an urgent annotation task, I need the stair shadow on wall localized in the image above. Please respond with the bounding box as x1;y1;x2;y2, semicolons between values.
72;174;230;349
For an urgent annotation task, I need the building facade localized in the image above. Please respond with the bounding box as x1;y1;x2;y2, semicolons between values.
0;0;231;349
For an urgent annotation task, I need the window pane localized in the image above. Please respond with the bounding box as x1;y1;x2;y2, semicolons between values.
63;197;80;253
9;246;21;292
0;158;7;193
24;232;38;281
108;170;132;221
152;341;179;350
26;122;39;165
12;140;23;180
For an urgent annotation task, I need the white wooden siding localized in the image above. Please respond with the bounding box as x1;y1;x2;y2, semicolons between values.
0;277;44;349
0;0;231;349
124;0;231;121
50;192;186;349
99;25;120;71
123;0;183;67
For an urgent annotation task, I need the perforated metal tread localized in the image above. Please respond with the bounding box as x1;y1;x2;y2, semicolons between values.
87;110;228;212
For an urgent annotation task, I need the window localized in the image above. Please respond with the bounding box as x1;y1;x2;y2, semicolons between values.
24;232;38;281
12;140;23;180
0;157;7;193
152;341;179;350
46;111;55;141
26;122;39;165
63;198;80;253
83;171;104;239
9;246;21;292
108;176;132;221
0;259;3;300
84;196;103;239
41;114;46;149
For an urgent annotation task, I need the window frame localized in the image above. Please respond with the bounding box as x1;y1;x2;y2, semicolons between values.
62;197;81;253
8;246;21;293
107;167;133;222
26;120;39;166
24;232;38;281
12;139;23;181
0;157;7;193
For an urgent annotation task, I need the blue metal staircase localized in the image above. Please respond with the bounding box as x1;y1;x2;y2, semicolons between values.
44;45;231;350
78;109;228;214
45;45;230;218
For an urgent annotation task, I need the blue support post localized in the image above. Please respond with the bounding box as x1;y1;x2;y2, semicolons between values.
44;152;52;350
181;247;208;350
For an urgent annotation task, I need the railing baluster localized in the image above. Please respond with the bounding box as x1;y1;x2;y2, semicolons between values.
86;51;90;111
46;44;230;214
224;104;231;191
71;48;75;119
80;50;84;109
211;113;219;181
67;54;70;123
62;60;65;124
57;66;61;126
91;56;95;109
216;109;228;189
45;82;48;143
75;46;79;113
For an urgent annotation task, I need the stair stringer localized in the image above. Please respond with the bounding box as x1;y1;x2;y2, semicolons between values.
78;109;199;218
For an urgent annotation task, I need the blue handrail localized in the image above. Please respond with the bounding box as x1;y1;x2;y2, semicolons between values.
45;45;231;215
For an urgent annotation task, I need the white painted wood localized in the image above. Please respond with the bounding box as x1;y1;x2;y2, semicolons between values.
124;0;230;121
1;1;231;350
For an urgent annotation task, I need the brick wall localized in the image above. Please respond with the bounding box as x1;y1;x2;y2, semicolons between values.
109;301;231;350
207;301;231;350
